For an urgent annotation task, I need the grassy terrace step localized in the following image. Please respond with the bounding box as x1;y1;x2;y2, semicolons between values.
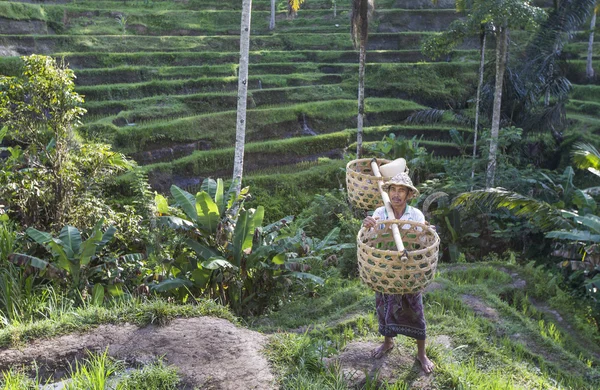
108;98;425;154
74;62;345;86
76;63;478;122
571;84;600;103
567;99;600;117
76;72;345;101
140;128;463;191
2;2;461;35
56;49;477;69
0;32;465;56
2;48;480;77
565;61;600;85
130;123;471;166
72;60;478;88
77;62;478;117
5;0;346;12
567;113;600;135
83;84;356;120
0;33;352;53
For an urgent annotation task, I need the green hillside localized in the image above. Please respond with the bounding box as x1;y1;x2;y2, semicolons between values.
0;0;483;196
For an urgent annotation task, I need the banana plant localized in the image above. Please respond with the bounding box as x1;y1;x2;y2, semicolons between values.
153;179;341;315
9;218;142;303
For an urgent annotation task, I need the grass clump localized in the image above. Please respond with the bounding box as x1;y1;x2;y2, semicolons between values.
117;360;180;390
0;298;235;348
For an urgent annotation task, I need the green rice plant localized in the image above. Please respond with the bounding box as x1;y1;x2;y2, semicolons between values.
445;266;513;286
66;349;122;390
0;368;41;390
0;222;15;264
116;359;180;390
440;358;513;390
0;2;45;21
538;319;562;345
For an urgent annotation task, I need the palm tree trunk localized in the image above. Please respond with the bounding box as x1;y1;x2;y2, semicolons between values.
486;25;508;189
587;7;597;80
471;27;487;190
270;0;276;30
357;41;366;158
233;0;252;196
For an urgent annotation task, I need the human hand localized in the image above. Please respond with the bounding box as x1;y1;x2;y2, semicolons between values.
425;221;436;231
363;216;379;229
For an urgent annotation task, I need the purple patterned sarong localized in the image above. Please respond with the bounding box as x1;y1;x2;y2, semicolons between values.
375;292;426;340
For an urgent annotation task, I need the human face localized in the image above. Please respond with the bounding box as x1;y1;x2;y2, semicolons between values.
388;185;410;210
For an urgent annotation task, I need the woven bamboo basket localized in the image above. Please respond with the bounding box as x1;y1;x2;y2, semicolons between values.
346;158;390;210
357;220;439;294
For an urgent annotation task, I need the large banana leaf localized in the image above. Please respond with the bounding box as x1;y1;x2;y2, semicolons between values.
185;238;219;260
8;253;65;280
314;227;340;252
288;272;324;284
572;189;597;213
171;185;198;222
26;228;71;269
546;229;600;243
195;192;220;233
98;226;117;249
26;227;54;246
59;226;82;255
202;258;238;270
151;278;193;292
158;216;195;230
232;207;265;267
155;193;169;215
571;214;600;234
215;179;225;215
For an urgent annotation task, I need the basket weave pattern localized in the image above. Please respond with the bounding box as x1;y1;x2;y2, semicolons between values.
346;158;390;210
357;220;439;294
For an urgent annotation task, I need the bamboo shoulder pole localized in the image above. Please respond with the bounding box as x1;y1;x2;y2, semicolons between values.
370;159;408;260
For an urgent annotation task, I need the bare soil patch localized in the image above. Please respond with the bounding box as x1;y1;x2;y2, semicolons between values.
325;341;438;389
0;317;275;390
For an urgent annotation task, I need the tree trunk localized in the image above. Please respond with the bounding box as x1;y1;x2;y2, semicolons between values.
486;25;508;189
357;41;366;158
355;0;369;158
233;0;252;196
269;0;275;30
587;8;596;80
334;0;337;17
471;28;486;190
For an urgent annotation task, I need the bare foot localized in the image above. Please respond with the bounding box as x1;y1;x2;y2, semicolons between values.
371;342;394;359
417;354;435;374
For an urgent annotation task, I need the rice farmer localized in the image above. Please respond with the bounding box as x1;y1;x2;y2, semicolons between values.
362;172;435;373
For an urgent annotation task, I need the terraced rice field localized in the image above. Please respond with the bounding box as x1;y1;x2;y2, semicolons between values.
0;0;598;194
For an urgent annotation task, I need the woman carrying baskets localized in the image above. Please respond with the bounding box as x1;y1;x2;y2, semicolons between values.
362;172;435;373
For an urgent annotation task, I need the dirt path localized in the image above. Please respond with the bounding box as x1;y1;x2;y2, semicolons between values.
0;317;276;390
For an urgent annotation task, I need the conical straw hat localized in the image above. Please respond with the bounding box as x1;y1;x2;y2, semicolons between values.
382;172;419;198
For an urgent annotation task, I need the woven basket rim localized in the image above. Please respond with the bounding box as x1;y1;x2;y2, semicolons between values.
357;219;440;256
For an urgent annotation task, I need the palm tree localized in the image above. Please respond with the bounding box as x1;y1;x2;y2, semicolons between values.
476;0;544;188
233;0;252;196
511;0;595;141
587;2;598;80
351;0;374;158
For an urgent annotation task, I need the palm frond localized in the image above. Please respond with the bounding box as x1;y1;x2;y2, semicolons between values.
452;188;572;231
405;109;446;125
572;142;600;171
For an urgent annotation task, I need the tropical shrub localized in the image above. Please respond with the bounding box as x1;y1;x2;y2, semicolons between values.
153;179;351;316
9;219;144;303
0;56;134;231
